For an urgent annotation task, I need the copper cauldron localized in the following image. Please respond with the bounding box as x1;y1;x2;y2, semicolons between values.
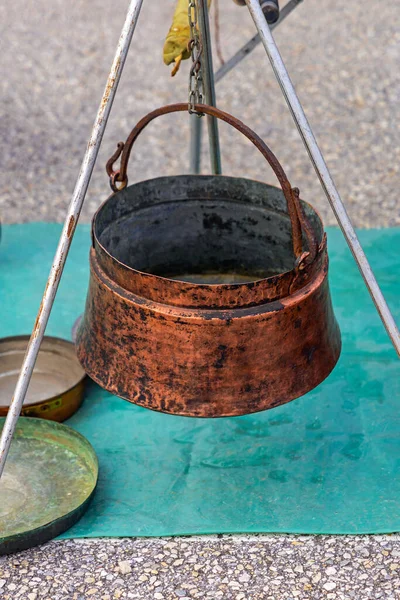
76;104;341;417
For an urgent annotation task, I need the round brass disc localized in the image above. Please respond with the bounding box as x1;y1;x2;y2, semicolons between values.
0;417;98;555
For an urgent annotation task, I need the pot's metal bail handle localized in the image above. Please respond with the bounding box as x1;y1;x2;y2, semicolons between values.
106;102;317;262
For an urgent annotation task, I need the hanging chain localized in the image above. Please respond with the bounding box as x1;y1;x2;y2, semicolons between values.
188;0;204;116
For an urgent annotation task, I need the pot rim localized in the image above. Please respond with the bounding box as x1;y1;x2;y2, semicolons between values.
91;175;327;308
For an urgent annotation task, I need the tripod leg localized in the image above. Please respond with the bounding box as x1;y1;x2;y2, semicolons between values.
215;0;303;84
245;0;400;356
0;0;146;479
197;0;222;174
190;114;203;174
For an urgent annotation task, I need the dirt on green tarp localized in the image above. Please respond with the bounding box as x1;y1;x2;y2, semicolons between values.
0;224;399;536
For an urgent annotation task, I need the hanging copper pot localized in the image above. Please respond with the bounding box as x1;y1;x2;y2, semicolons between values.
76;103;341;417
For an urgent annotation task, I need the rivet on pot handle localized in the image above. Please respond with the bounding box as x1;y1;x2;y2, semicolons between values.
106;103;318;262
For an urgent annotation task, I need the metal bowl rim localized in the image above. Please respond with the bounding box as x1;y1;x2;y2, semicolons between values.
0;335;87;409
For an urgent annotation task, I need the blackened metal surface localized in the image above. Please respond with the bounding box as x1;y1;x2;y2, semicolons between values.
93;176;323;309
106;103;319;261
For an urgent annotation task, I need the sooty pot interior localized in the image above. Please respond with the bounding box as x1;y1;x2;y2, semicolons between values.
95;176;322;285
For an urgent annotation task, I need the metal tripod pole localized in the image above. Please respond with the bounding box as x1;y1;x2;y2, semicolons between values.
0;0;145;479
190;114;202;174
215;0;303;84
245;0;400;356
197;0;222;174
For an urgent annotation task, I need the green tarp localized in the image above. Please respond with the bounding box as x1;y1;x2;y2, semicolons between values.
0;224;399;535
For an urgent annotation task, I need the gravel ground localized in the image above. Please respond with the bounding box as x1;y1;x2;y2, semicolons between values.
2;536;400;599
1;0;400;597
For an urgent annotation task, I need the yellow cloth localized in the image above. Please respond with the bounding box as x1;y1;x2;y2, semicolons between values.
163;0;211;76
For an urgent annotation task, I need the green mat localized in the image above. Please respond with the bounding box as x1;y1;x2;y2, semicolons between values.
1;223;399;536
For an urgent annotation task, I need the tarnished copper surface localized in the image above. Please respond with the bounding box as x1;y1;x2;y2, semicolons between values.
76;106;341;417
77;246;340;417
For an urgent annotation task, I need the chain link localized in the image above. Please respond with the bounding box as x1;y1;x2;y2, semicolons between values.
188;0;204;116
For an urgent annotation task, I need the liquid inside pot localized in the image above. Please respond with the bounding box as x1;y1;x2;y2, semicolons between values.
167;270;262;284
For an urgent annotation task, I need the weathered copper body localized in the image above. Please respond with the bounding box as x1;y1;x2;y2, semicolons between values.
76;104;341;417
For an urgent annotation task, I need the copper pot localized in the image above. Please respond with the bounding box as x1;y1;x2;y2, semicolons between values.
76;104;341;417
